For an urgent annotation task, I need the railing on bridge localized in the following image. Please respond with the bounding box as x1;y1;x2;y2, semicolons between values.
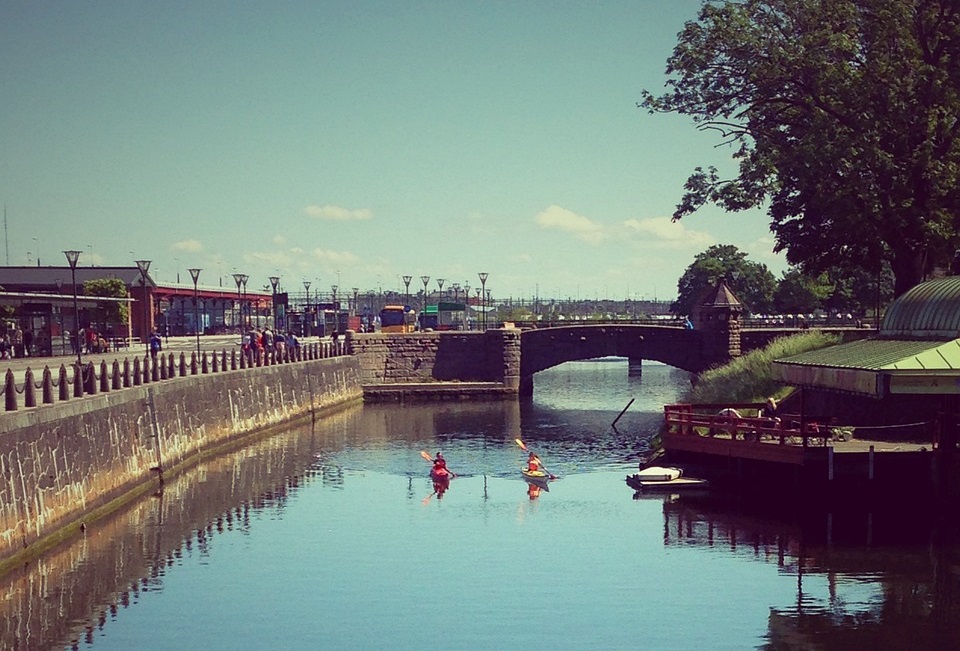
664;403;834;448
1;340;347;412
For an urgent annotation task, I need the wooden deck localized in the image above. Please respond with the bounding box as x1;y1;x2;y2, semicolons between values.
660;404;938;498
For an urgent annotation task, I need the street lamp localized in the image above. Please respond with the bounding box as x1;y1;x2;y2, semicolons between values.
437;278;445;300
420;275;430;316
303;280;312;336
331;284;339;333
478;272;488;330
232;273;247;331
269;276;280;330
135;259;151;355
464;283;470;329
63;250;83;369
352;287;359;317
402;275;412;306
188;268;202;359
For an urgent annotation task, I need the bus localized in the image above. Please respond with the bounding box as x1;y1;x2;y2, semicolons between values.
379;305;416;333
418;302;466;331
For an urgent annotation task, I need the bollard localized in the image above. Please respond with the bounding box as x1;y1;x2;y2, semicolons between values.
178;353;187;377
24;368;36;407
73;363;84;397
202;351;209;374
99;361;109;393
111;360;122;390
123;358;132;388
191;353;198;375
5;369;17;411
133;357;142;386
59;364;70;401
42;366;54;404
85;363;97;395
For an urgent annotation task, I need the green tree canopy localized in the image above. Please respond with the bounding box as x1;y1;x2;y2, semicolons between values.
641;0;960;298
673;244;776;315
83;278;129;327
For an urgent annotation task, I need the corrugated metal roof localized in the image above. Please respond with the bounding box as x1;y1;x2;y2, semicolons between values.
0;266;152;288
881;275;960;338
777;337;960;371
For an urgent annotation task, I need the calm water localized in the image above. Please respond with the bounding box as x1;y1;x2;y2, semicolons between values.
3;360;960;650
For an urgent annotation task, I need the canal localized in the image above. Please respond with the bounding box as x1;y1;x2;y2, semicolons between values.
3;360;959;650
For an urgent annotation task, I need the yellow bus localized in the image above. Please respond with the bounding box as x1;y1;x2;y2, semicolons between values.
379;305;416;333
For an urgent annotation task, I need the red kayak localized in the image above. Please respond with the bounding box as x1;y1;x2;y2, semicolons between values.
430;467;452;482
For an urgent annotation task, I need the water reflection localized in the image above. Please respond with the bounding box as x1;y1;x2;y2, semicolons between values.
2;360;960;649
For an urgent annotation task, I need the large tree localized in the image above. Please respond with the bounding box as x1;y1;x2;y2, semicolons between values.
641;0;960;297
673;244;776;315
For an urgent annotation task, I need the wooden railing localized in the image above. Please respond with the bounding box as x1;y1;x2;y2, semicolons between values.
664;403;832;447
2;341;347;412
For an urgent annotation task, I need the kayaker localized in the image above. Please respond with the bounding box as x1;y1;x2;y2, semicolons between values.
526;452;542;473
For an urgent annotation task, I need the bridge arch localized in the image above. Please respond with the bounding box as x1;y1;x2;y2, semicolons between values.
519;325;714;396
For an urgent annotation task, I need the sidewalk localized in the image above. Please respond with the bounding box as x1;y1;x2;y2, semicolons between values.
0;334;301;376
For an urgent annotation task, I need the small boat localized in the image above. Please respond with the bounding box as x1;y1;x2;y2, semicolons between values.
626;466;709;492
430;468;452;482
521;468;551;485
635;466;682;482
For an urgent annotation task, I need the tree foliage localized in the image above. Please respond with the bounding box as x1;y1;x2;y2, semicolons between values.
673;244;776;315
641;0;960;297
84;278;129;326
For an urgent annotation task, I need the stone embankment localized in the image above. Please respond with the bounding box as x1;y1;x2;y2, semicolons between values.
0;353;362;571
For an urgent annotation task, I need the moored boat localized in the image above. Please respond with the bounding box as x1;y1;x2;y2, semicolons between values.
626;466;709;492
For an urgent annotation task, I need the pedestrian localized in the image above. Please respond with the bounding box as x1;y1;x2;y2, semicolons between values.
149;330;162;361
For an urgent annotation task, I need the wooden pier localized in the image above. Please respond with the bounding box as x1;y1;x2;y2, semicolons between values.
659;403;939;501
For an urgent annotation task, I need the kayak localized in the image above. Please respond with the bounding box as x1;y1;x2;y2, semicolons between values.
521;468;551;484
430;468;452;482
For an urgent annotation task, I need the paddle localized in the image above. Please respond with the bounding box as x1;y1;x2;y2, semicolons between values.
420;450;456;478
514;438;557;479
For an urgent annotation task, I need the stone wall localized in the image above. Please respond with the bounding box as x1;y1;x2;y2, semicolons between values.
0;356;362;568
346;329;521;390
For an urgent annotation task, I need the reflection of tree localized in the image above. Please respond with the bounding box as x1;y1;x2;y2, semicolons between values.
658;496;960;650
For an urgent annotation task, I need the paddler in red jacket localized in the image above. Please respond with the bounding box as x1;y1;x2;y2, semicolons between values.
526;452;542;473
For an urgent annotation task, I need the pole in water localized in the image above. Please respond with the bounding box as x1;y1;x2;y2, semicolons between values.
612;398;635;427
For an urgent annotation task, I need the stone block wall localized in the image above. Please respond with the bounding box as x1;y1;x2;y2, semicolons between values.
0;356;362;567
347;329;521;389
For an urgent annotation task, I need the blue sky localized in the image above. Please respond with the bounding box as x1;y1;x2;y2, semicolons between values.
0;1;783;303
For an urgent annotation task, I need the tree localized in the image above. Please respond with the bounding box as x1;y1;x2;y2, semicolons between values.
641;0;960;298
673;244;776;315
83;278;129;330
773;268;833;314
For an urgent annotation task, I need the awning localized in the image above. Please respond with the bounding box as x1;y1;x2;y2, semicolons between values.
772;337;960;397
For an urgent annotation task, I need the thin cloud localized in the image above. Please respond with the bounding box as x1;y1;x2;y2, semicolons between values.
304;205;373;221
311;248;361;265
535;205;606;245
622;217;713;249
171;239;203;253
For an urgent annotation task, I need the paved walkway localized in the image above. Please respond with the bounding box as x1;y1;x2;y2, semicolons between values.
1;334;328;376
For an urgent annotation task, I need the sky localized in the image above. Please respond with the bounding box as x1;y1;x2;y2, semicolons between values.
0;0;785;304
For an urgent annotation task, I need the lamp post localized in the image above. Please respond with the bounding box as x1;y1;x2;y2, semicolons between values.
437;278;445;301
303;280;312;336
463;283;470;329
420;275;430;316
402;275;412;306
63;250;83;369
331;284;339;334
135;260;151;355
188;268;202;359
352;287;359;317
232;273;247;331
269;276;280;330
478;272;488;330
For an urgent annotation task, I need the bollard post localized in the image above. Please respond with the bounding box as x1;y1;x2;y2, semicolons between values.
59;364;70;401
42;366;54;404
24;368;36;407
5;369;18;410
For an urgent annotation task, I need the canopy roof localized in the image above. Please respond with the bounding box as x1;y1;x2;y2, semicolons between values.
773;276;960;397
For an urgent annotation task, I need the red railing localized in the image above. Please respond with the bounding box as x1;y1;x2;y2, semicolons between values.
664;403;831;447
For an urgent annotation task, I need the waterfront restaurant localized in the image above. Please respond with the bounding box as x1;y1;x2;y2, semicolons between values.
773;274;960;450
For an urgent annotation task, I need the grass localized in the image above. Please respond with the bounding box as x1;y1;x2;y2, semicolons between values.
685;330;843;405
